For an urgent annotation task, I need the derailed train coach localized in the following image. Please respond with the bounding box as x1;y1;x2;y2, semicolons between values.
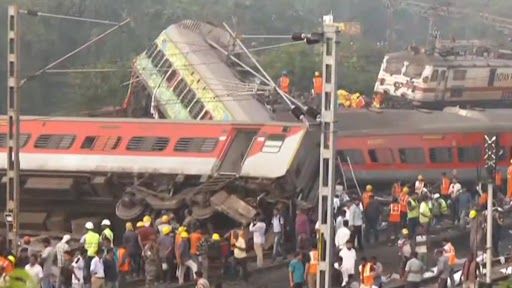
0;117;319;230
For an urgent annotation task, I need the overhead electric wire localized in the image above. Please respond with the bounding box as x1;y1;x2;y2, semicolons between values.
19;9;122;25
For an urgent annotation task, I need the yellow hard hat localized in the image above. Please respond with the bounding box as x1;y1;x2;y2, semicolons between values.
136;221;144;228
161;215;170;223
314;71;320;77
212;233;221;241
7;255;15;264
180;231;189;238
143;215;152;224
402;228;409;235
469;210;478;219
403;187;410;194
418;175;424;180
178;226;186;233
366;185;373;192
125;222;133;231
162;226;172;235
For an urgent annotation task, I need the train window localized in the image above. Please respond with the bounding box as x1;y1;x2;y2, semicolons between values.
458;146;481;163
145;42;158;58
35;134;75;150
337;149;365;164
261;134;286;153
0;133;30;148
189;100;205;119
368;148;395;164
398;148;425;164
183;91;197;108
429;147;453;163
126;137;169;151
453;69;467;81
81;136;122;151
159;59;173;75
450;88;464;98
384;59;403;75
174;138;219;153
150;50;165;68
430;70;439;82
440;70;446;81
166;69;179;87
404;63;425;78
173;79;188;98
200;110;213;120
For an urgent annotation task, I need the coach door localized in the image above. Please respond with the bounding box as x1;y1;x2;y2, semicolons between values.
217;129;258;174
488;68;497;87
436;69;448;101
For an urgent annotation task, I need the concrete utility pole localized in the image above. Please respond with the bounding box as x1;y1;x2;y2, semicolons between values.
6;5;21;252
484;134;497;285
316;14;339;288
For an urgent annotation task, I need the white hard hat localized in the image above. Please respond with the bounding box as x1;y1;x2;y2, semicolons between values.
85;221;94;230
101;219;111;226
433;193;440;199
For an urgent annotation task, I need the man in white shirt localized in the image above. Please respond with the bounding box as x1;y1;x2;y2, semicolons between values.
72;249;85;288
335;210;347;232
271;208;284;262
89;250;104;288
249;216;266;267
348;199;364;250
335;220;351;251
25;255;43;286
449;178;463;224
338;241;357;287
415;175;426;195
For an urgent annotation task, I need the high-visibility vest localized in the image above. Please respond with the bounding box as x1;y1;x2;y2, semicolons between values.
372;94;383;108
389;203;401;223
0;257;13;274
443;243;457;266
279;76;290;94
507;165;512;198
84;231;100;257
313;76;322;96
101;228;114;243
407;199;419;219
117;247;131;272
362;262;375;286
362;192;373;209
399;193;409;213
439;199;448;215
419;201;431;224
479;193;488;207
496;170;503;187
392;183;401;198
441;176;451;196
308;250;319;275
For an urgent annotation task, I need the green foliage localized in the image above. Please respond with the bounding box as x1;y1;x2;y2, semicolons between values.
0;0;511;115
6;268;36;288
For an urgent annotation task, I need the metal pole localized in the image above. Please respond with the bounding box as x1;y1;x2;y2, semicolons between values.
6;5;21;253
317;14;338;288
486;181;493;284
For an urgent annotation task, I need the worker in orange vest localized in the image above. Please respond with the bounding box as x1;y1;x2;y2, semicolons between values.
117;245;131;287
362;185;374;210
391;180;402;198
312;71;323;97
440;172;451;199
399;187;410;227
496;169;503;193
306;242;318;288
507;159;512;199
389;197;401;240
278;71;291;94
442;238;457;286
372;93;384;108
351;93;366;109
359;257;375;288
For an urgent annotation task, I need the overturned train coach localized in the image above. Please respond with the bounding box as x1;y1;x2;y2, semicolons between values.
0;107;511;230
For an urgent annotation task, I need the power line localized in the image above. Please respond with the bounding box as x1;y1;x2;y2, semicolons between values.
19;9;122;25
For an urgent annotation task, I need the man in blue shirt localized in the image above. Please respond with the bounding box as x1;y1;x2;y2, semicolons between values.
289;251;305;288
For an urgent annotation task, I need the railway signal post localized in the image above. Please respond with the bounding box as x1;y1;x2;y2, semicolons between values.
484;134;497;285
6;5;21;252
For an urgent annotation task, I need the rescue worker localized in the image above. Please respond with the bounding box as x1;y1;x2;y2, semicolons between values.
351;93;365;109
419;195;432;234
100;219;114;244
359;256;375;288
364;194;381;244
143;235;158;288
479;190;488;209
432;194;448;226
508;159;512;199
391;180;402;199
399;187;410;228
337;90;351;108
469;210;484;253
398;229;412;277
415;175;426;195
449;178;462;225
80;221;100;287
362;185;374;210
440;172;451;199
278;71;291;94
117;244;131;287
407;193;420;238
372;92;384;109
442;238;457;287
157;215;172;235
158;226;174;283
312;71;322;97
306;242;318;288
388;197;401;241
